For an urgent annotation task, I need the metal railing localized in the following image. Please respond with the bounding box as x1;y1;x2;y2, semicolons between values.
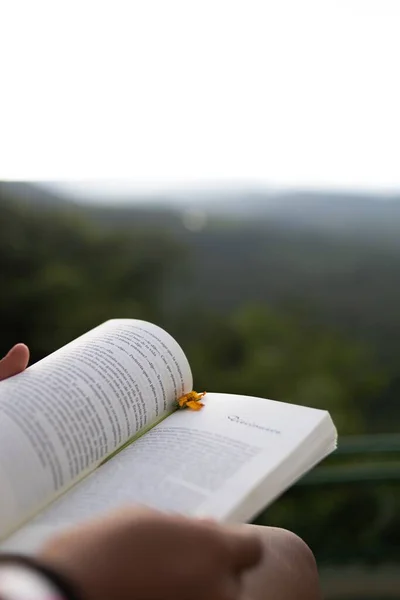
298;434;400;486
296;434;400;600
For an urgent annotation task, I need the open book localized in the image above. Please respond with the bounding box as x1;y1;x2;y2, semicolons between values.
0;319;337;553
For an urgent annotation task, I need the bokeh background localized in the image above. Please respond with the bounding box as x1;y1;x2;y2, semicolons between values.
2;1;400;597
1;180;400;598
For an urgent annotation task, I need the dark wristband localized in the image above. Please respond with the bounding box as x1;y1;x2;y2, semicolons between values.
0;554;82;600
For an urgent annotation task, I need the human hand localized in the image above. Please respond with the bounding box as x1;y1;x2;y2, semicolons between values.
0;344;29;380
39;506;263;600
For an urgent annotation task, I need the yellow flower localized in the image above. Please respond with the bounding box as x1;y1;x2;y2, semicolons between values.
177;391;206;410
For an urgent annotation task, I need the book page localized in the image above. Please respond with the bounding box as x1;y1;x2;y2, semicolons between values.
0;319;192;540
2;393;336;553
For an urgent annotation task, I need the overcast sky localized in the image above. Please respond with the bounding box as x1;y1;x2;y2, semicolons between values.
1;1;400;197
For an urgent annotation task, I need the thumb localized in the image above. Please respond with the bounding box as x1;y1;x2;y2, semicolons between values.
0;344;30;380
224;526;263;572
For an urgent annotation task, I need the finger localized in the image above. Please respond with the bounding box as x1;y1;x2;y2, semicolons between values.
223;527;263;572
218;574;243;600
0;344;30;380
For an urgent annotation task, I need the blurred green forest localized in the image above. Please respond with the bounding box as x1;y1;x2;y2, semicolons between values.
1;182;400;573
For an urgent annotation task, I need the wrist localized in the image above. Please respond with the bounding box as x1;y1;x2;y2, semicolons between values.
0;555;81;600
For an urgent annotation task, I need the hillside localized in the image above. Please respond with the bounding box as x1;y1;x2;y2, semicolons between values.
2;180;400;370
